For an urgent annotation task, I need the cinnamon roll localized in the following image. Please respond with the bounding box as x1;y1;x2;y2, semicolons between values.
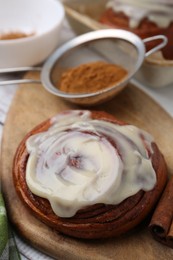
100;0;173;60
13;110;167;239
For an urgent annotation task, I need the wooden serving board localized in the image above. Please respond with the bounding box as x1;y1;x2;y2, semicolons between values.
1;72;173;259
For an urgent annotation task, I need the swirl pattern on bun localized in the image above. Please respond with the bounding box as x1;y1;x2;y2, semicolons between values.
13;110;167;239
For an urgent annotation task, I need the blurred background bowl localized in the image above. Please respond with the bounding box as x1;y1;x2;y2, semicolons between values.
0;0;64;68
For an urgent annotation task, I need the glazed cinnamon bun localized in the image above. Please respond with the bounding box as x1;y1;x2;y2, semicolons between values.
100;0;173;60
13;110;167;239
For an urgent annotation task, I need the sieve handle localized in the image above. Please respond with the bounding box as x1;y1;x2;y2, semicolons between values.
0;66;41;86
143;35;168;57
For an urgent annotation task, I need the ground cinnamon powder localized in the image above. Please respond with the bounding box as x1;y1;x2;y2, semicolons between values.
58;61;128;94
0;31;35;40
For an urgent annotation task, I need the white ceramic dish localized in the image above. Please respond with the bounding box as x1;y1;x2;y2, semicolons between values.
0;0;65;68
62;0;173;88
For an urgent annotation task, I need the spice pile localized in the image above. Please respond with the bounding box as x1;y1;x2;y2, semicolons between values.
0;31;35;40
58;61;128;94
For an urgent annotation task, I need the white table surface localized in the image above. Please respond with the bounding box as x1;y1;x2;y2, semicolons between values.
0;19;173;260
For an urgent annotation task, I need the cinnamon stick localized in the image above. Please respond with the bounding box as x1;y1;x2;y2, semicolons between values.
149;176;173;247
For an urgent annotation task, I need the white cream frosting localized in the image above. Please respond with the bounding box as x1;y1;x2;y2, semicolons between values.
26;110;156;218
107;0;173;28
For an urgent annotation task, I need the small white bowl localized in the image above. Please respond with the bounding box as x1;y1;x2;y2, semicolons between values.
0;0;65;68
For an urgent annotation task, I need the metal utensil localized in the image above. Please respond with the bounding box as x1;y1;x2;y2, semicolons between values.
0;29;167;105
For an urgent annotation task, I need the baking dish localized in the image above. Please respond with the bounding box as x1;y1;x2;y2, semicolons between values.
62;0;173;88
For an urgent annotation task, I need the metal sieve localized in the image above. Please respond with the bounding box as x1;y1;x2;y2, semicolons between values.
0;29;167;105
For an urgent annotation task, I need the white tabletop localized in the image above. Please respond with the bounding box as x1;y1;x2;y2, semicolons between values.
0;19;173;260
